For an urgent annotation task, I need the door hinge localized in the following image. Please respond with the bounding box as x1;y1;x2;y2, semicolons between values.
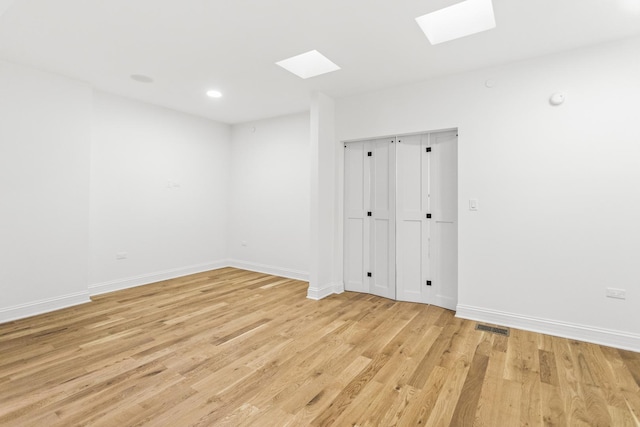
426;280;432;286
426;147;432;152
367;272;372;277
367;211;372;217
367;151;372;157
426;213;432;219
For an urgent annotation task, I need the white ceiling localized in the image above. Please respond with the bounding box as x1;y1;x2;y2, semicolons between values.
1;0;639;124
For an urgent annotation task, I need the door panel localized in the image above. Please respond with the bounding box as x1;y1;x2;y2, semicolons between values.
344;138;395;299
344;142;369;293
345;218;365;292
396;131;457;310
398;219;422;302
373;219;390;296
432;222;457;309
396;135;424;302
429;131;458;310
369;138;395;299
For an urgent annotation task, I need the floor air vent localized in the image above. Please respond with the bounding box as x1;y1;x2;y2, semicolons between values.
476;324;510;336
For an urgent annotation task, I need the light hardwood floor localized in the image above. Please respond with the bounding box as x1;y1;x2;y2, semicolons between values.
1;268;639;426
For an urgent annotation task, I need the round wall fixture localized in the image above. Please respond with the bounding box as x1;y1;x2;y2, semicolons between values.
130;74;154;83
549;92;566;106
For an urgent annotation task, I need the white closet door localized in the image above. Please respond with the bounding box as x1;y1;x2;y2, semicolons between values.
344;141;370;293
429;131;458;310
396;131;458;310
343;138;395;299
396;134;429;302
369;138;395;299
345;132;456;308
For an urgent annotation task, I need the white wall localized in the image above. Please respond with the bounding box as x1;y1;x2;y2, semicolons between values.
0;0;16;17
1;60;311;322
0;60;92;321
89;92;230;294
333;36;640;351
228;112;310;280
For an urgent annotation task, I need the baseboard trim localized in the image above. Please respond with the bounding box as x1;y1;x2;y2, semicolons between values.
456;304;640;352
227;260;309;282
6;261;310;323
89;260;228;296
0;291;91;324
307;282;343;300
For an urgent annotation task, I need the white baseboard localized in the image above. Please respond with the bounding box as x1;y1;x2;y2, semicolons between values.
456;304;640;352
89;260;228;296
5;261;309;323
227;259;309;282
0;291;91;324
307;282;343;300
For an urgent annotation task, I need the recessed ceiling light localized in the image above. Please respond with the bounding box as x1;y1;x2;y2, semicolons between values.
276;50;340;79
130;74;154;83
416;0;496;45
206;90;223;98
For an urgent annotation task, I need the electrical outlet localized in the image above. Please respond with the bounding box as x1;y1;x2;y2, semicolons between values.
116;252;128;260
606;288;626;300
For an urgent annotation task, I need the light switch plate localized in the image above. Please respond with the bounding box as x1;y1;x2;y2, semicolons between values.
469;199;479;211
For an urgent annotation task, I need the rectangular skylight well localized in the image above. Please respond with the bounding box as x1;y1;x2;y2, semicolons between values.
276;50;340;79
415;0;496;45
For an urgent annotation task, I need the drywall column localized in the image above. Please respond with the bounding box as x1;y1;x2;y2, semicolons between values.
308;92;340;299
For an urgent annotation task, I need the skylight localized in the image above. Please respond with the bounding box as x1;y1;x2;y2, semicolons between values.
416;0;496;45
276;50;341;79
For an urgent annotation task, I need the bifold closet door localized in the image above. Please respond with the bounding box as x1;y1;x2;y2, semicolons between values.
396;134;428;303
344;141;369;294
344;138;395;299
396;131;457;310
429;131;458;310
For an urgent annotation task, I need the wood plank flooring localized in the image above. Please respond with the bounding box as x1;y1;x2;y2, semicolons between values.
0;267;639;426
